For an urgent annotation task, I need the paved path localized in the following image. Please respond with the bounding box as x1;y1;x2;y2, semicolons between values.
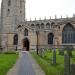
7;51;45;75
18;51;35;75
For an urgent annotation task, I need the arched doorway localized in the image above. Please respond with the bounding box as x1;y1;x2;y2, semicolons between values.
23;38;30;51
62;23;75;43
48;33;54;44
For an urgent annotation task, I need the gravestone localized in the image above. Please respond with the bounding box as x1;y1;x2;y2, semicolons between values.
64;45;73;57
70;64;75;75
53;48;56;65
64;54;70;75
59;49;64;55
59;46;64;55
39;48;44;57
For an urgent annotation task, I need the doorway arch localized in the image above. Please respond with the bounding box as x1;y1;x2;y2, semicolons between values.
23;38;30;51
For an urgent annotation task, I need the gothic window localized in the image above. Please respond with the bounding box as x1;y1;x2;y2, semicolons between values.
13;34;18;45
62;23;75;43
36;24;40;29
8;0;11;6
41;23;44;29
51;22;55;25
31;24;35;28
48;33;54;44
7;9;10;16
24;28;28;36
46;23;50;29
51;22;55;28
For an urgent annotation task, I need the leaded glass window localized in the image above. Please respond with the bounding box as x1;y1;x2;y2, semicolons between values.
62;23;75;43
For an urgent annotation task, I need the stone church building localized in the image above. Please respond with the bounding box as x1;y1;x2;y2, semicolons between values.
1;0;75;51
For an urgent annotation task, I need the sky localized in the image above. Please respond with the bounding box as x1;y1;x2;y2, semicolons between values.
0;0;75;20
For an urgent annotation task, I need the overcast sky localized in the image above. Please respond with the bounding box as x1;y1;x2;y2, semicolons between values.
0;0;75;20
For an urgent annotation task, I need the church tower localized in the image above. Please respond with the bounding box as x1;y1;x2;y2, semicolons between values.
1;0;25;50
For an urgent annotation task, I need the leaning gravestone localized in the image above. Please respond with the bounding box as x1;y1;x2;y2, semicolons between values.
64;54;70;75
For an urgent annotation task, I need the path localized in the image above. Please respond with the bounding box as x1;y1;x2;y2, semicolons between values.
7;51;45;75
18;51;35;75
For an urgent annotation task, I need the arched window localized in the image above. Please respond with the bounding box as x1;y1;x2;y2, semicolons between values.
51;22;55;28
62;23;75;43
31;24;35;28
46;23;50;29
41;23;44;29
36;24;40;29
13;34;18;45
7;9;10;16
51;22;55;25
48;33;54;44
24;28;28;36
8;0;11;6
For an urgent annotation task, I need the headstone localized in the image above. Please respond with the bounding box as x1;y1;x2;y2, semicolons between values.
53;48;56;65
64;54;70;75
59;49;64;55
59;46;64;55
70;64;75;75
39;48;44;57
64;45;73;57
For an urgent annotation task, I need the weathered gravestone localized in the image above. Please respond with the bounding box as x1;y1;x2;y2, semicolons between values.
64;54;71;75
39;48;44;57
64;45;73;57
53;48;56;65
70;64;75;75
59;48;64;55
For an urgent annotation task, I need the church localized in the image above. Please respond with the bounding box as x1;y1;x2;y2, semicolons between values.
1;0;75;51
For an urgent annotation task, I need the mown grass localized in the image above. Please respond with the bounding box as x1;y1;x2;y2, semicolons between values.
31;50;75;75
0;52;18;75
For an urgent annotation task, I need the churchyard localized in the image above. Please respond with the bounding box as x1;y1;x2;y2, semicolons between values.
0;52;18;75
31;45;75;75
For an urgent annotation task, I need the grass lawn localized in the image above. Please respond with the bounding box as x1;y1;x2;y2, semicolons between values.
31;50;75;75
0;52;18;75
